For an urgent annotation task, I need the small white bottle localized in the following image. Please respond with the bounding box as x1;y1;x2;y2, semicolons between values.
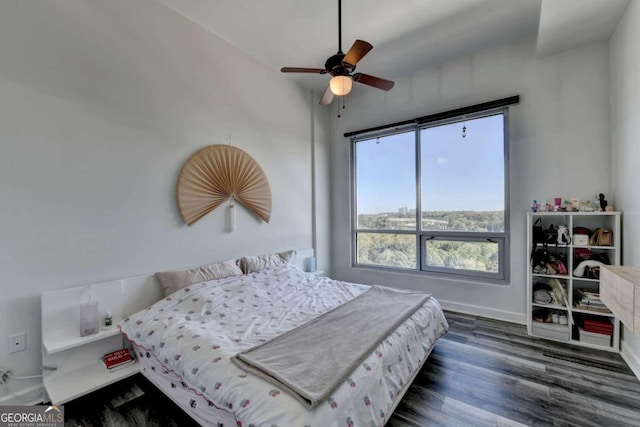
105;309;112;327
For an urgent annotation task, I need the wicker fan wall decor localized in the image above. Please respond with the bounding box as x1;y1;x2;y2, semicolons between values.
177;145;272;226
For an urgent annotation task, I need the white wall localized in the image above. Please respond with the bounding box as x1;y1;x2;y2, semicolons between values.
330;37;611;323
0;0;330;402
610;0;640;377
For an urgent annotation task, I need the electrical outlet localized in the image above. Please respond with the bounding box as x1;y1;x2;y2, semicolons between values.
8;332;26;354
0;369;9;384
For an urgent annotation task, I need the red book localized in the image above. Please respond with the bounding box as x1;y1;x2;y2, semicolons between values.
584;318;611;327
583;326;613;335
583;319;613;335
103;349;133;368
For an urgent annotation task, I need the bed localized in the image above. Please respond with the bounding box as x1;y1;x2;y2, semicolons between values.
119;259;448;426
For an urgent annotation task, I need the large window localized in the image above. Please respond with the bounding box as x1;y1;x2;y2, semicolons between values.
352;109;508;281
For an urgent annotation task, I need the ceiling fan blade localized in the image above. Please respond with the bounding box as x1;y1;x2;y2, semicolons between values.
353;73;395;91
342;40;373;68
281;67;326;74
319;85;334;105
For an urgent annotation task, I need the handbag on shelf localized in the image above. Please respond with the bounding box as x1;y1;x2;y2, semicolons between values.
557;225;571;245
532;218;545;246
531;219;562;260
587;266;601;279
589;228;613;246
544;224;559;244
573;234;589;246
572;226;591;246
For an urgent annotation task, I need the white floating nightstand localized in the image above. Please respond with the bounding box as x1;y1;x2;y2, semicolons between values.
41;280;140;404
43;325;121;355
40;275;163;404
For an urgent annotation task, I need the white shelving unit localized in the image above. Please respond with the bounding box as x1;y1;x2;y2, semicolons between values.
41;276;163;404
526;211;621;352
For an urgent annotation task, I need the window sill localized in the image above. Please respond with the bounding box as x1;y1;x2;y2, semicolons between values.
350;263;510;287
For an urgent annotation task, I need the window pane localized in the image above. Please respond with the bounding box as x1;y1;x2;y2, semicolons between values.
424;239;499;273
356;132;416;230
356;233;416;269
420;114;504;232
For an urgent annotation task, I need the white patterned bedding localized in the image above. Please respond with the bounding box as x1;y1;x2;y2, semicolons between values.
120;264;448;426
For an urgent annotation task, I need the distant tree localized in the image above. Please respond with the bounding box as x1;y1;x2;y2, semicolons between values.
375;249;413;268
358;210;503;271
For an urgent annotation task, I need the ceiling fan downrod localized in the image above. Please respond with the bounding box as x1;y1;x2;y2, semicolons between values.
338;0;342;54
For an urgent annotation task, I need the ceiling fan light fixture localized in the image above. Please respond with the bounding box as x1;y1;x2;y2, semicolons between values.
281;0;393;105
329;75;352;96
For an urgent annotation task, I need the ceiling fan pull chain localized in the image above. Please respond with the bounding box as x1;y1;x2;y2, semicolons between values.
337;95;347;118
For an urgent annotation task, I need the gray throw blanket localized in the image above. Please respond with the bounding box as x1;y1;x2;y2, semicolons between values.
231;285;431;408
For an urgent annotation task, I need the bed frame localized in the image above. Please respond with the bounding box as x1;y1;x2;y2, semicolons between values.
41;248;431;425
135;338;434;426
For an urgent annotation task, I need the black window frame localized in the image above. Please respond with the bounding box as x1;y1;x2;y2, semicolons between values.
351;107;510;283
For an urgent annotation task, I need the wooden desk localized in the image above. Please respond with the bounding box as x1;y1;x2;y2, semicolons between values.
601;266;640;337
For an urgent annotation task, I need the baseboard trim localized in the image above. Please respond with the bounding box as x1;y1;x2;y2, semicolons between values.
621;341;640;381
0;383;43;405
438;299;526;325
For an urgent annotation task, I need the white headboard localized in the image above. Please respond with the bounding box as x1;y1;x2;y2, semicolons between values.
43;247;316;328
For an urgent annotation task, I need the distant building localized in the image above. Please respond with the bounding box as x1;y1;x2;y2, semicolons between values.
396;207;417;216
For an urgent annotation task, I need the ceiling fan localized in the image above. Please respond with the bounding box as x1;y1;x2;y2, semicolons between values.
280;0;394;105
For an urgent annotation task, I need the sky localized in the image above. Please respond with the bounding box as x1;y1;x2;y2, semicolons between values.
355;114;505;214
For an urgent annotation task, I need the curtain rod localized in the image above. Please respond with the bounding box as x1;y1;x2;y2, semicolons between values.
344;95;520;138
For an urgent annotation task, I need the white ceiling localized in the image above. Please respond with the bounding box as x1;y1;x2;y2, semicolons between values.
537;0;631;58
156;0;630;92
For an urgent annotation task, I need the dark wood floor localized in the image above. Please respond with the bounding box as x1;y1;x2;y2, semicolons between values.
388;311;640;427
64;312;640;426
